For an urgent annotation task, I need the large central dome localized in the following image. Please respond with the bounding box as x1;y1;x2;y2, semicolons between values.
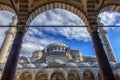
47;43;68;48
45;43;69;56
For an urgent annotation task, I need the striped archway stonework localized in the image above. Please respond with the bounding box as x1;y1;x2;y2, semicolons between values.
26;2;89;26
100;5;120;14
0;4;15;13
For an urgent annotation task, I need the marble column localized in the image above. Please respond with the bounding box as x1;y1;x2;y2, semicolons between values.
1;24;26;80
0;16;17;63
87;26;115;80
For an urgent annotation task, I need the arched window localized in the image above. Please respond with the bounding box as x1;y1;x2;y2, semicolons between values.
35;71;48;80
19;71;32;80
51;71;65;80
68;71;80;80
83;70;95;80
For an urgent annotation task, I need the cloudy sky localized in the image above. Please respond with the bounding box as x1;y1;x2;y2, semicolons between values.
0;9;120;61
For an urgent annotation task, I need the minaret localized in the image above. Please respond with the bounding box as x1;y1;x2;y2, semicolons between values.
97;17;117;62
0;16;17;63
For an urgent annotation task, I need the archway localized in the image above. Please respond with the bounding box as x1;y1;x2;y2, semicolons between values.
51;71;65;80
68;71;80;80
26;2;88;26
83;70;95;80
19;71;32;80
35;71;48;80
100;5;120;14
0;4;15;14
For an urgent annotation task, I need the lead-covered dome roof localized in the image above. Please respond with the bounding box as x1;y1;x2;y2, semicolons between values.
49;59;64;64
91;61;115;68
47;43;68;48
17;64;23;68
78;62;91;67
66;63;78;68
37;63;48;68
113;62;120;70
23;63;36;68
91;62;98;67
19;56;31;63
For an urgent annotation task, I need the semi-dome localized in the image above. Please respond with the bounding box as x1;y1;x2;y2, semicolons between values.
23;63;36;68
78;62;91;67
17;64;23;68
66;63;78;68
47;43;68;48
49;59;64;64
37;63;48;68
19;56;31;63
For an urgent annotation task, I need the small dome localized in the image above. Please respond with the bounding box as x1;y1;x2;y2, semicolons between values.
49;59;64;64
92;62;98;67
113;62;120;70
17;64;23;68
32;50;43;59
37;63;48;68
91;62;98;67
91;61;115;68
19;56;31;63
78;62;91;67
109;61;115;68
23;63;36;68
47;43;68;48
66;63;78;68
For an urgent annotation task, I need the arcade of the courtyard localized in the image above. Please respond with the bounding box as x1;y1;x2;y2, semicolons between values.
0;0;120;80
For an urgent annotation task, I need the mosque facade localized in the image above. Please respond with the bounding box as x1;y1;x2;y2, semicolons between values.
0;43;120;80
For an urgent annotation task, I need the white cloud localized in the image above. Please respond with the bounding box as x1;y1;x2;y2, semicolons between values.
99;11;120;26
39;27;90;41
0;9;120;57
0;27;9;47
0;11;14;50
0;11;14;25
30;9;84;25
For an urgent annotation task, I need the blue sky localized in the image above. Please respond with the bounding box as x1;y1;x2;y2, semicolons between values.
0;9;120;61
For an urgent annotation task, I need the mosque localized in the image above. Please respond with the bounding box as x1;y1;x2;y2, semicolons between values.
0;0;120;80
0;42;120;80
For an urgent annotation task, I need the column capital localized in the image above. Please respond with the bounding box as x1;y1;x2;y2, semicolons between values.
17;25;28;34
87;25;98;33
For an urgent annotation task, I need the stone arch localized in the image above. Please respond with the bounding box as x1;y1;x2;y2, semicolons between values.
68;69;80;80
35;70;48;80
0;4;15;13
83;70;95;80
26;2;89;26
99;5;120;14
19;71;32;80
50;70;65;80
